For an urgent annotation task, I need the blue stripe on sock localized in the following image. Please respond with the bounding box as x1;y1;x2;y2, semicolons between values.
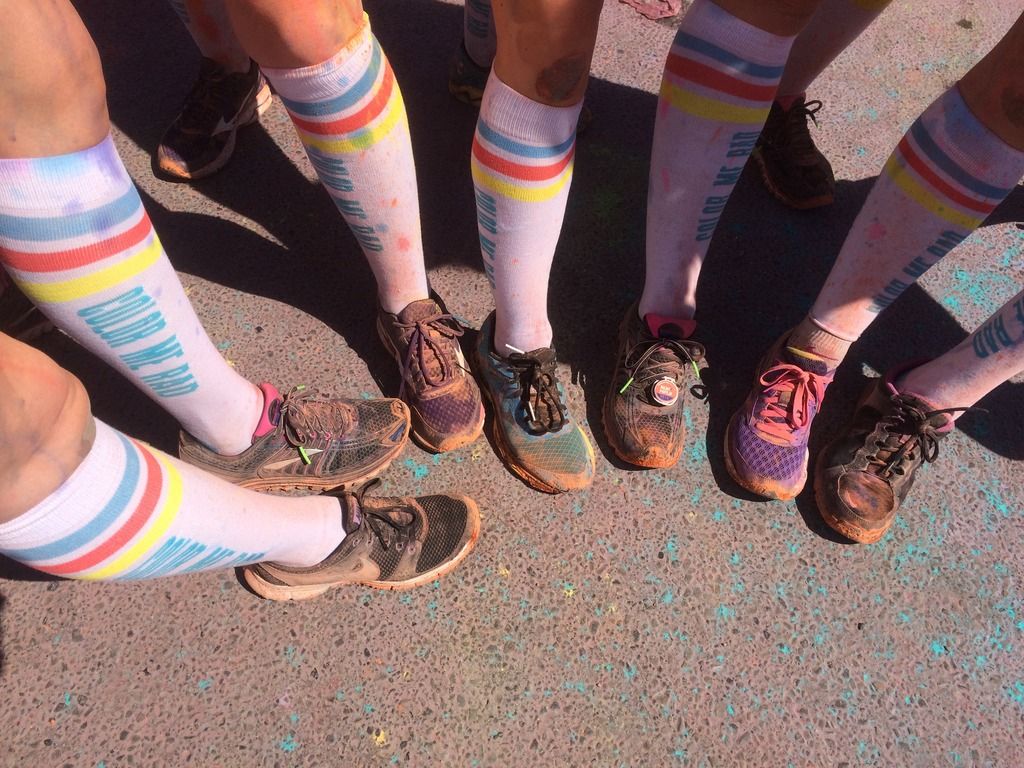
673;31;785;80
0;188;141;243
3;433;139;563
476;119;575;159
909;117;1013;201
279;42;383;117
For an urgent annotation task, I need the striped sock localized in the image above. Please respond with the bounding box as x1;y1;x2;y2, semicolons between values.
0;418;343;579
810;87;1024;337
0;135;262;456
264;18;429;314
472;71;581;354
639;0;793;320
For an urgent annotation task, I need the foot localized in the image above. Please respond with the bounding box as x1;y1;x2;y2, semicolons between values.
178;383;409;492
815;367;970;544
447;39;594;132
0;272;52;341
377;298;484;453
243;479;480;600
725;333;834;500
752;97;836;210
474;312;594;493
603;302;706;468
156;58;272;181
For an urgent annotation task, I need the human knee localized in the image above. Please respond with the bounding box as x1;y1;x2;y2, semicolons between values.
225;0;364;68
713;0;822;36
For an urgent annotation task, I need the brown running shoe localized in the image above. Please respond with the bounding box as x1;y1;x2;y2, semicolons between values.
179;383;409;492
603;302;706;468
243;479;481;601
377;298;484;453
752;97;836;210
815;367;974;544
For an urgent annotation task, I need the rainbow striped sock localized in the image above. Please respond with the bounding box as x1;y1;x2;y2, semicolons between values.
811;86;1024;334
472;71;581;353
640;0;793;320
0;419;342;580
264;18;429;313
0;135;262;455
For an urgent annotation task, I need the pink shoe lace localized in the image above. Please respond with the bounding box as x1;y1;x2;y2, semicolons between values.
752;363;831;441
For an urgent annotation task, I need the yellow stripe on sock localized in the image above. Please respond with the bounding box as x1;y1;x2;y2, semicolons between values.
659;81;770;125
885;156;984;230
298;88;406;154
83;452;183;581
14;235;163;304
470;157;574;203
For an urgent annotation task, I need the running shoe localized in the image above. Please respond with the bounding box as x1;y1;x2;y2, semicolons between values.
377;297;484;453
474;312;594;493
243;479;480;600
725;333;834;500
752;97;835;210
179;383;409;492
603;302;706;468
156;58;272;181
815;366;974;543
0;271;52;341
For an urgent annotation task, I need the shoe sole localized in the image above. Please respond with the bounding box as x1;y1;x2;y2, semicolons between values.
812;446;889;544
722;412;806;501
474;349;594;494
241;496;482;601
157;81;271;182
375;316;485;453
751;148;835;211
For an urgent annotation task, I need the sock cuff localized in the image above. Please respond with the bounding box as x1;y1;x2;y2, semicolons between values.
808;314;860;342
674;0;795;66
0;419;122;554
0;134;132;212
915;87;1024;200
261;14;376;101
479;71;583;146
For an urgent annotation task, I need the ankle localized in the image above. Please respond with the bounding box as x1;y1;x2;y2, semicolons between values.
786;315;854;367
776;92;806;111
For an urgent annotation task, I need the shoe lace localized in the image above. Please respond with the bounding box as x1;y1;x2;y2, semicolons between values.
395;312;466;398
866;395;980;478
619;337;708;402
347;478;417;551
279;385;355;463
507;351;568;435
177;59;233;132
781;99;823;163
754;363;829;439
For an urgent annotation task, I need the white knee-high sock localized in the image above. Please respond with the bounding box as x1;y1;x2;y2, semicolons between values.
264;18;430;314
809;87;1024;338
898;287;1024;414
0;419;342;579
0;135;263;455
472;71;581;354
639;0;794;321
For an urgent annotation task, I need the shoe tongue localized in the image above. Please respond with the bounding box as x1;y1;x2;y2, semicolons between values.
645;313;696;340
397;298;442;324
252;382;283;439
783;346;832;376
340;495;363;535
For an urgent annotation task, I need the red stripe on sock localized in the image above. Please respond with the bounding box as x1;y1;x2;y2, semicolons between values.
42;441;163;576
0;214;152;273
288;63;395;136
665;53;777;103
898;137;995;214
472;136;573;181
